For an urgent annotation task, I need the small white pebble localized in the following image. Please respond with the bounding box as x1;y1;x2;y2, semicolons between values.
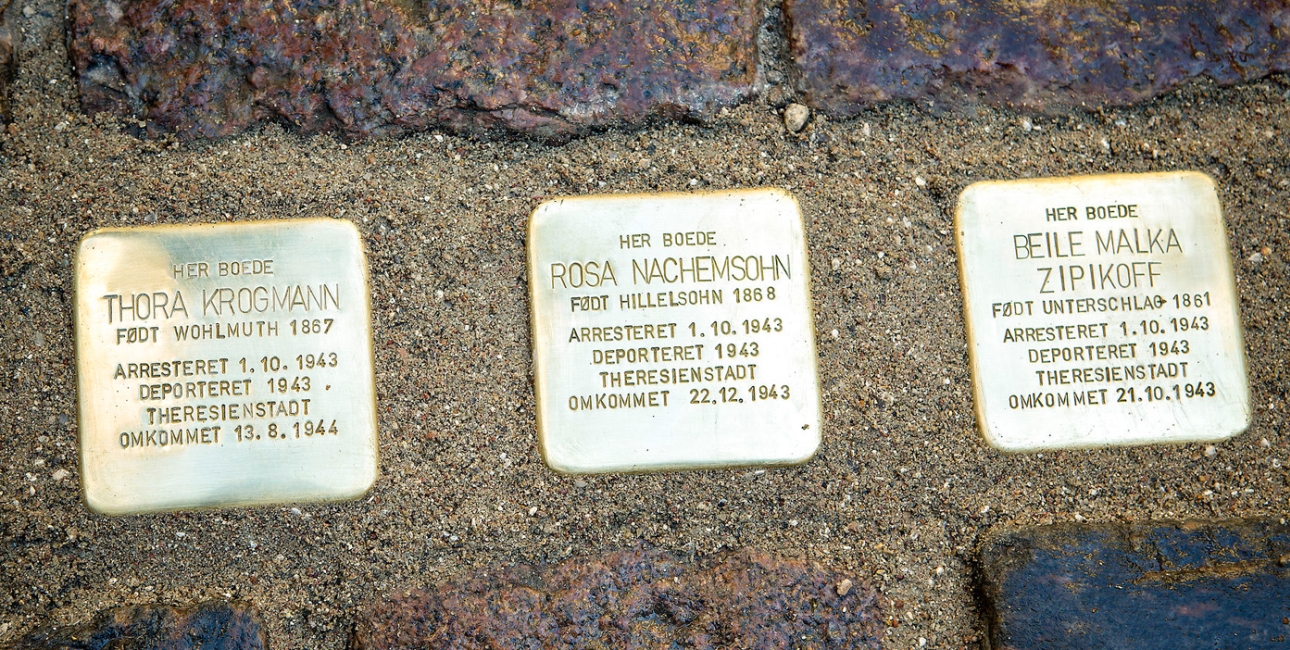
1250;252;1264;263
789;519;799;527
831;258;841;270
1074;513;1086;522
914;176;926;187
528;506;538;516
831;329;839;339
573;479;587;488
835;578;853;596
784;103;810;133
1204;445;1217;458
688;178;698;187
176;531;186;538
51;469;70;481
1021;118;1033;132
1261;438;1271;448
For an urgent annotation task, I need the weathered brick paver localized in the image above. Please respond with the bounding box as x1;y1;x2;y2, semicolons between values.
68;0;759;142
353;547;885;649
981;519;1290;649
785;0;1290;114
12;601;266;650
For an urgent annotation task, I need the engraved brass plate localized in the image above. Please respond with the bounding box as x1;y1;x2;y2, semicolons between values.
956;171;1250;451
74;219;379;515
528;188;822;473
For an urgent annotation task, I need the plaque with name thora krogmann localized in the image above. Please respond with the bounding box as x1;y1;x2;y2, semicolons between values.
956;171;1250;452
74;219;378;515
528;189;822;473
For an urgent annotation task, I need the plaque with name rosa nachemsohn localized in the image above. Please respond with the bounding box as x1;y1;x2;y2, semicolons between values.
956;171;1250;452
528;189;822;473
74;219;378;515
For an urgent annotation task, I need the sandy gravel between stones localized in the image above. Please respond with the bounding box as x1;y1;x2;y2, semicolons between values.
1;1;1288;648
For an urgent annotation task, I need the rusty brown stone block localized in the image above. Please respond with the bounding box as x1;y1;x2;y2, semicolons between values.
981;519;1290;649
12;600;267;650
352;547;885;649
785;0;1290;114
68;0;759;142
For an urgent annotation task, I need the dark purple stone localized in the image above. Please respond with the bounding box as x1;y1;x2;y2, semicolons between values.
12;600;267;650
785;0;1290;113
981;519;1290;649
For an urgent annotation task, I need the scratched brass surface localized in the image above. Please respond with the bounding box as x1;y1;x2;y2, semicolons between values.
528;188;822;473
956;171;1250;451
74;219;378;515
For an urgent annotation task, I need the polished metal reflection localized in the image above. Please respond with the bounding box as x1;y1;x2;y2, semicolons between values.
528;188;822;473
74;219;378;515
956;172;1250;451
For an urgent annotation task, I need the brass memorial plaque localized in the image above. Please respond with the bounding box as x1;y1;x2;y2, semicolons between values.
956;171;1250;451
74;219;378;515
528;189;822;473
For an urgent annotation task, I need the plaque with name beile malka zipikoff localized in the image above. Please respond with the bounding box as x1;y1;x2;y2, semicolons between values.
956;171;1250;452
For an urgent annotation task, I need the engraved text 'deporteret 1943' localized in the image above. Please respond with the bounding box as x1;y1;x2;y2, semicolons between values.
528;188;822;473
956;171;1250;452
74;219;379;515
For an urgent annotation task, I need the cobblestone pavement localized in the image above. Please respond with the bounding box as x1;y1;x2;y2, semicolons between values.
66;0;1290;141
1;0;1289;648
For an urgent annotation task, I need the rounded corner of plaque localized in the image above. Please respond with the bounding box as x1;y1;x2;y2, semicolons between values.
74;227;111;260
977;426;1024;454
1176;169;1220;192
537;447;581;475
81;490;122;517
542;460;582;476
328;216;365;239
956;180;992;200
762;186;799;203
529;198;558;222
1221;415;1253;443
787;436;822;466
352;462;381;497
342;477;379;503
952;184;987;228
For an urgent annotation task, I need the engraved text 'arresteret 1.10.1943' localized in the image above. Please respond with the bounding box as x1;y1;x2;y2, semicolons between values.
74;219;379;515
528;188;822;473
